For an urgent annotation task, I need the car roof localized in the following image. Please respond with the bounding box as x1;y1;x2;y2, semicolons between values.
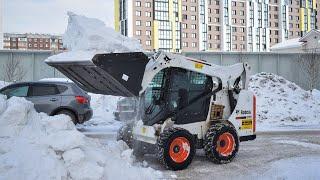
1;81;75;88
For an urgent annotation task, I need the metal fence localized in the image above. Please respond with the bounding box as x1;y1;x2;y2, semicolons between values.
0;50;319;90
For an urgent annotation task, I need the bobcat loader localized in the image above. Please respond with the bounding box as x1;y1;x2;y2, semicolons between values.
47;51;256;170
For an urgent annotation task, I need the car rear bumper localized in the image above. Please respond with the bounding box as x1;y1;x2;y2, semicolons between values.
78;109;93;124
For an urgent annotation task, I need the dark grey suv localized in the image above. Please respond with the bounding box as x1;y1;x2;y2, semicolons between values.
0;81;93;124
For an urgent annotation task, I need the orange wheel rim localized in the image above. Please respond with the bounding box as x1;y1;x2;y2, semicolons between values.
216;132;235;156
169;137;190;163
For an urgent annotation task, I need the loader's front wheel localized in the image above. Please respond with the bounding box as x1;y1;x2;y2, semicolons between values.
204;122;239;164
157;128;196;171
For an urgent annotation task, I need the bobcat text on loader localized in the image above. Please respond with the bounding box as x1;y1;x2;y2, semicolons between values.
47;51;256;170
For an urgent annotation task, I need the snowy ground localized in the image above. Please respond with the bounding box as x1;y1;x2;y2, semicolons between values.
130;130;320;180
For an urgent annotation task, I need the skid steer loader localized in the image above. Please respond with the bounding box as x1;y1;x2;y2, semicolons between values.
46;51;256;170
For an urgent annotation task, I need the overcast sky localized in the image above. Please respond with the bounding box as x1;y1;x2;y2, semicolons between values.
3;0;114;34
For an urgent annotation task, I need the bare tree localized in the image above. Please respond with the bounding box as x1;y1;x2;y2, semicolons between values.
298;50;320;91
3;57;26;82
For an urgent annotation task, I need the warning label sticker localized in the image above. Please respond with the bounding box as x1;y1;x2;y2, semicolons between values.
241;119;253;129
195;63;204;69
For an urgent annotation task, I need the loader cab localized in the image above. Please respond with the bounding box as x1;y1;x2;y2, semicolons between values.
142;67;213;126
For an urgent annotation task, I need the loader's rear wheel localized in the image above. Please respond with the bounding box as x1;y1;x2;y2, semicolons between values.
157;128;195;170
204;122;239;164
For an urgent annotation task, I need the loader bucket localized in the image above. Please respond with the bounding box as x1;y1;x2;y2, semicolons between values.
46;52;149;97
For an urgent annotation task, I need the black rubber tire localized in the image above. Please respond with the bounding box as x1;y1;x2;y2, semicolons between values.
204;122;239;164
157;127;196;171
56;110;77;124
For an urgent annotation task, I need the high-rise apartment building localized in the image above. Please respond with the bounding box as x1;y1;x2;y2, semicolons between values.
114;0;320;52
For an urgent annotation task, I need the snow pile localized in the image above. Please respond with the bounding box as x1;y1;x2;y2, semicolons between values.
0;81;9;89
0;95;162;180
46;12;143;62
249;72;320;130
78;94;122;133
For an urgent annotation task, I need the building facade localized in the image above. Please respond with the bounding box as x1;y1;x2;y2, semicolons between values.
0;0;3;49
3;33;64;51
115;0;320;52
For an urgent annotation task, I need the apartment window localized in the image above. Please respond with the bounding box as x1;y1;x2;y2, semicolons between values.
45;44;49;48
240;19;245;24
135;1;141;7
182;23;187;29
215;35;220;40
232;35;237;41
183;14;188;20
182;42;188;47
145;2;151;8
239;11;245;16
136;20;141;26
240;36;245;41
239;2;244;7
240;44;245;50
232;18;237;24
34;39;38;42
208;34;212;39
34;44;38;47
208;26;212;31
182;5;187;11
136;11;141;16
191;33;197;38
215;26;220;31
215;18;220;22
182;33;187;38
146;30;151;36
145;12;151;17
146;21;151;27
190;6;196;12
215;0;219;5
232;27;237;32
136;30;141;36
40;39;43;43
275;30;279;35
209;43;212;48
191;24;196;29
232;44;237;49
209;17;212;22
240;27;245;32
40;44;43;48
146;40;151;46
191;0;196;3
232;10;236;15
191;42;197;47
191;15;197;20
232;1;236;6
275;22;278;27
215;9;219;14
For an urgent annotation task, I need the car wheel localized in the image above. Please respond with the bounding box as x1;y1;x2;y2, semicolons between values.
56;110;77;124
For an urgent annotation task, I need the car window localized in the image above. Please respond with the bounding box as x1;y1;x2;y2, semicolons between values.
57;85;68;94
1;86;29;97
30;84;58;96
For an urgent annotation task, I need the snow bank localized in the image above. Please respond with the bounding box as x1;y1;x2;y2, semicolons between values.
46;12;143;62
249;72;320;131
0;95;162;180
0;81;9;89
78;93;122;133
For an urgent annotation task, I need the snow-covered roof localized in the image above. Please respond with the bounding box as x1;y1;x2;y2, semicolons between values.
270;38;303;51
299;29;320;42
